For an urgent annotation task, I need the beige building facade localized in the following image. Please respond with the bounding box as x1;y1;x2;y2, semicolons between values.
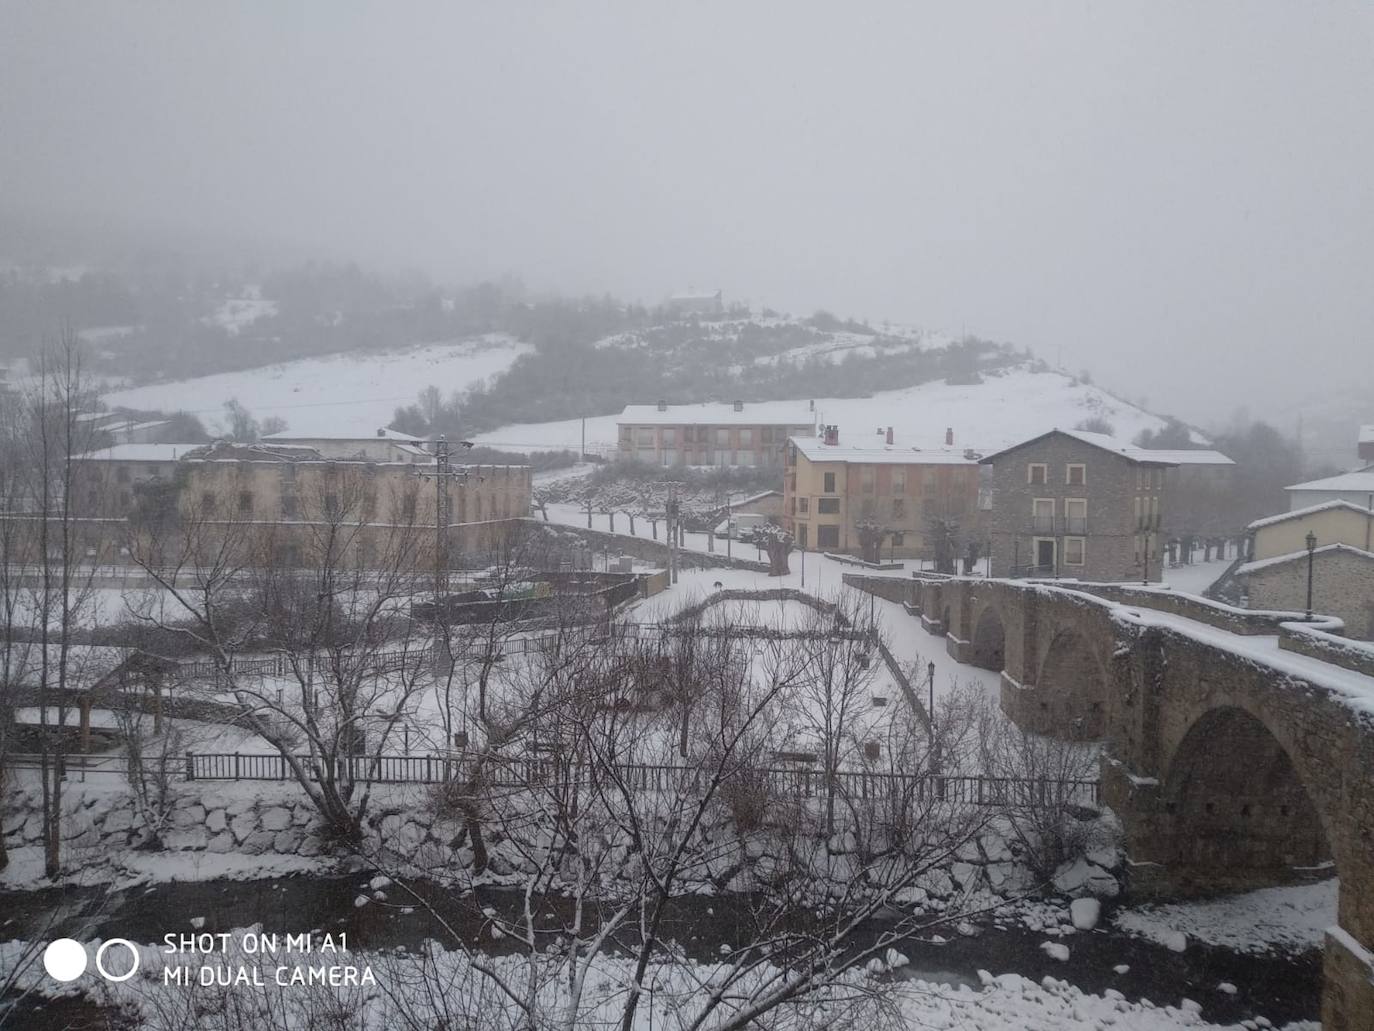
1247;501;1374;562
782;427;980;560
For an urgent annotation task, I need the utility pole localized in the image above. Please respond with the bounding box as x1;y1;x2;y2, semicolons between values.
666;483;679;585
581;417;586;462
435;435;451;601
725;492;732;559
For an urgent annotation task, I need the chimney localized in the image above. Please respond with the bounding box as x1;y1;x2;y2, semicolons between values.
823;424;839;446
945;427;954;446
808;399;815;411
886;426;894;445
377;428;386;437
732;399;743;412
656;399;667;412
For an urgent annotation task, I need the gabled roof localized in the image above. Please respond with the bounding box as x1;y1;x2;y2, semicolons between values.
1238;542;1374;576
791;434;978;466
1248;499;1374;531
73;443;190;462
619;402;815;427
1286;468;1374;494
978;428;1177;466
261;427;426;443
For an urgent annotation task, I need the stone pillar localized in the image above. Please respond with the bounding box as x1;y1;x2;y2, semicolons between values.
1323;928;1374;1031
1099;759;1173;898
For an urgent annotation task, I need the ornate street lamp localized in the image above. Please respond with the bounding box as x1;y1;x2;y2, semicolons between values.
1305;531;1318;619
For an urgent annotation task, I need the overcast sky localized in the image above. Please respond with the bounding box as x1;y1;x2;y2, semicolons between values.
2;1;1371;425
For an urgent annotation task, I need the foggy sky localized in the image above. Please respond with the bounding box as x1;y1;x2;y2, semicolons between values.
2;1;1372;425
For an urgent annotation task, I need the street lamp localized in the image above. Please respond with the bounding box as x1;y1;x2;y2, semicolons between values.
1305;530;1317;619
926;661;936;732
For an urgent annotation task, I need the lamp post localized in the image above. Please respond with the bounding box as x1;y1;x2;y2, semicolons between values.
1305;530;1317;619
926;661;936;734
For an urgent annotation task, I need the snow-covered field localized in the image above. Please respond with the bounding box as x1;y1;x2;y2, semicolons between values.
102;334;529;436
474;366;1180;455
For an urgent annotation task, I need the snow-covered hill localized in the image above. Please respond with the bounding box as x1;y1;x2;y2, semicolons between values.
471;365;1180;456
101;334;529;436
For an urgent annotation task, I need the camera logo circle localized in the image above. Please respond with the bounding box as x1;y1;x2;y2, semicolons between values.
95;939;142;982
42;938;88;982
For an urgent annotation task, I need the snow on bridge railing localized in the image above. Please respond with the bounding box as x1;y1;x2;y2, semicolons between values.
182;752;1099;807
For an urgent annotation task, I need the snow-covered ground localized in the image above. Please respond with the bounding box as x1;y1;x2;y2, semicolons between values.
1161;556;1233;597
202;285;277;335
0;926;1319;1031
1115;879;1337;955
475;366;1179;455
101;333;529;435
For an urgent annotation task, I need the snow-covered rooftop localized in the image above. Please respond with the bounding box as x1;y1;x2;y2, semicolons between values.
791;434;979;466
262;427;426;443
74;443;192;462
1359;425;1374;445
1138;448;1233;466
1238;542;1374;576
1248;499;1374;531
618;402;815;427
979;428;1178;466
1287;468;1374;494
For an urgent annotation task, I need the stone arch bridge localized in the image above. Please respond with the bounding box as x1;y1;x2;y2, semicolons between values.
845;571;1374;1030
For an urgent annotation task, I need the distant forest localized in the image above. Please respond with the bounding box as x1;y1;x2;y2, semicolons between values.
0;256;1020;434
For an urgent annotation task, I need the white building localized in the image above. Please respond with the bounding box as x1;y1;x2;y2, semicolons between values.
1286;468;1374;511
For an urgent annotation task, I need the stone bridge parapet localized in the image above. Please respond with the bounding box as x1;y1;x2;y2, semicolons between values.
844;570;1374;1029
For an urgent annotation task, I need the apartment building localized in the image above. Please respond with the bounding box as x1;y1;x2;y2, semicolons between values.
782;425;980;560
980;429;1177;582
617;400;814;468
259;427;432;462
72;440;531;538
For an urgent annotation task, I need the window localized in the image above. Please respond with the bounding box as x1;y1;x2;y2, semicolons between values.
281;494;298;519
1064;537;1085;566
637;428;654;446
282;465;297;483
817;524;840;548
661;428;676;446
823;472;836;493
1066;464;1085;486
892;468;906;493
116;465;130;484
860;498;875;519
237;491;254;516
1028;463;1047;485
817;497;840;514
1065;498;1087;533
891;532;904;546
324;492;340;519
1154;468;1164;489
760;427;773;443
798;497;809;513
1032;497;1054;532
201;491;216;516
738;428;753;446
1136;468;1145;490
893;497;906;519
715;428;729;446
861;466;875;493
1151;495;1160;529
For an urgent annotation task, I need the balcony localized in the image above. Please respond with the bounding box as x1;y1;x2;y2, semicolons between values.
1029;515;1089;535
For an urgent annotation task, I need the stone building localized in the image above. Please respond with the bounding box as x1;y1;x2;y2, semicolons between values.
782;425;980;561
617;400;814;468
1135;448;1236;545
980;429;1176;582
1239;544;1374;638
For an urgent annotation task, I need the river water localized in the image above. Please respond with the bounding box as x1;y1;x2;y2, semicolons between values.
0;873;1321;1028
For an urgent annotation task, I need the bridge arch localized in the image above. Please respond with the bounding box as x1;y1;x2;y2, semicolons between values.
970;605;1006;672
1034;626;1109;739
1162;704;1331;896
